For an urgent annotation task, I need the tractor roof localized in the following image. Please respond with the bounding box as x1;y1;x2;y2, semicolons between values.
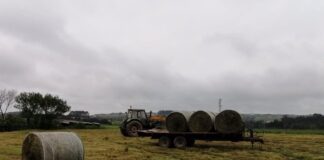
128;109;145;111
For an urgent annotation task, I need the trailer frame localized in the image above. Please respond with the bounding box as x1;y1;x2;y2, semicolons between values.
138;129;264;148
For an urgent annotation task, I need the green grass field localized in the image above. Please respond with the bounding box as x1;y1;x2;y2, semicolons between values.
1;127;324;160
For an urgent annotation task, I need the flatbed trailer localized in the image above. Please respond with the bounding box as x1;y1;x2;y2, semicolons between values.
138;129;264;148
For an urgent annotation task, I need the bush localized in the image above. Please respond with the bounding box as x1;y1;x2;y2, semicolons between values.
0;115;27;131
88;117;112;125
65;123;101;129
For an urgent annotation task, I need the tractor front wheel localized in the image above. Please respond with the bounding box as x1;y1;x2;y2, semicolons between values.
126;121;143;137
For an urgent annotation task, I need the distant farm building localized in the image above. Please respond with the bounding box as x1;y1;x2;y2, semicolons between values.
68;111;90;120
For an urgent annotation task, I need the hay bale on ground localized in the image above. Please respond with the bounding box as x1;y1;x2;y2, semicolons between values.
22;132;84;160
214;110;244;134
165;111;192;132
188;111;216;132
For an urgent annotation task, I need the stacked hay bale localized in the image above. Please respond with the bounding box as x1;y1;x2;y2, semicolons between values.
166;110;244;134
165;111;193;132
22;132;84;160
188;111;216;132
214;110;244;134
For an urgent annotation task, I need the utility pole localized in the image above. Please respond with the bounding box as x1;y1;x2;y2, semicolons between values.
218;98;222;112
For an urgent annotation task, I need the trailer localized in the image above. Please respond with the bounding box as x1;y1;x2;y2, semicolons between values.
138;129;264;148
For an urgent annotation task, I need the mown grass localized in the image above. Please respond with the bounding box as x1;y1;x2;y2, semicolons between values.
1;128;324;160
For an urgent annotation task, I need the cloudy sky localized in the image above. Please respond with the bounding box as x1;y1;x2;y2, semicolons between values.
0;0;323;114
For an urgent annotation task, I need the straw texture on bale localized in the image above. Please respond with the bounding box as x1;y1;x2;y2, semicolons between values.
22;132;84;160
188;111;216;132
214;110;244;134
166;111;192;132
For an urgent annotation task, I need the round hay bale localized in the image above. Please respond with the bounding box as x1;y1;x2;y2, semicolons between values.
214;110;244;134
188;111;216;132
22;132;84;160
165;111;192;132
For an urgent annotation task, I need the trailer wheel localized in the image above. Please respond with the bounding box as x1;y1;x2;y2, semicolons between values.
187;138;195;147
158;136;173;148
173;136;187;148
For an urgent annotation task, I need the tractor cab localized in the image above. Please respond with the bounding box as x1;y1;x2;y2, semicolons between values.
126;109;151;122
120;108;153;137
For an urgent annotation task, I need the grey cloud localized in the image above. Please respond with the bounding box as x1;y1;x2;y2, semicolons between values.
0;1;323;114
212;67;324;114
203;33;258;57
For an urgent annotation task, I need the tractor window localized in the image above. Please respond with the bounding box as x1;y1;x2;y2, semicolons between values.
138;111;147;119
127;111;138;118
127;110;147;119
127;111;131;118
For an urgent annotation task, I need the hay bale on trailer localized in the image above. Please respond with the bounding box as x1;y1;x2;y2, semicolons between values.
22;132;84;160
165;111;192;132
214;110;244;134
188;111;216;132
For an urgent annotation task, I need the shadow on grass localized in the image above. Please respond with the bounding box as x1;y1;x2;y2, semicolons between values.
144;141;263;151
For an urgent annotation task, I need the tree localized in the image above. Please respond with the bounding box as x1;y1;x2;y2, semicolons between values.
15;92;71;129
0;89;17;121
40;94;71;128
15;92;42;127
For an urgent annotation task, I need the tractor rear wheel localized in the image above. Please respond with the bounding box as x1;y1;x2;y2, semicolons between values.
120;127;129;136
126;121;143;137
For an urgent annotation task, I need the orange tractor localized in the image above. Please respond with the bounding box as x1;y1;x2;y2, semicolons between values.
120;108;166;137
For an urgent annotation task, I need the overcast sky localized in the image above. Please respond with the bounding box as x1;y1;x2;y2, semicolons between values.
0;0;323;114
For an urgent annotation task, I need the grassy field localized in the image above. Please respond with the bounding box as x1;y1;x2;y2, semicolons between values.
1;127;324;160
257;129;324;135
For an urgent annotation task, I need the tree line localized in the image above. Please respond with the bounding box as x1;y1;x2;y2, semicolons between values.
2;88;324;131
0;89;70;131
245;114;324;130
